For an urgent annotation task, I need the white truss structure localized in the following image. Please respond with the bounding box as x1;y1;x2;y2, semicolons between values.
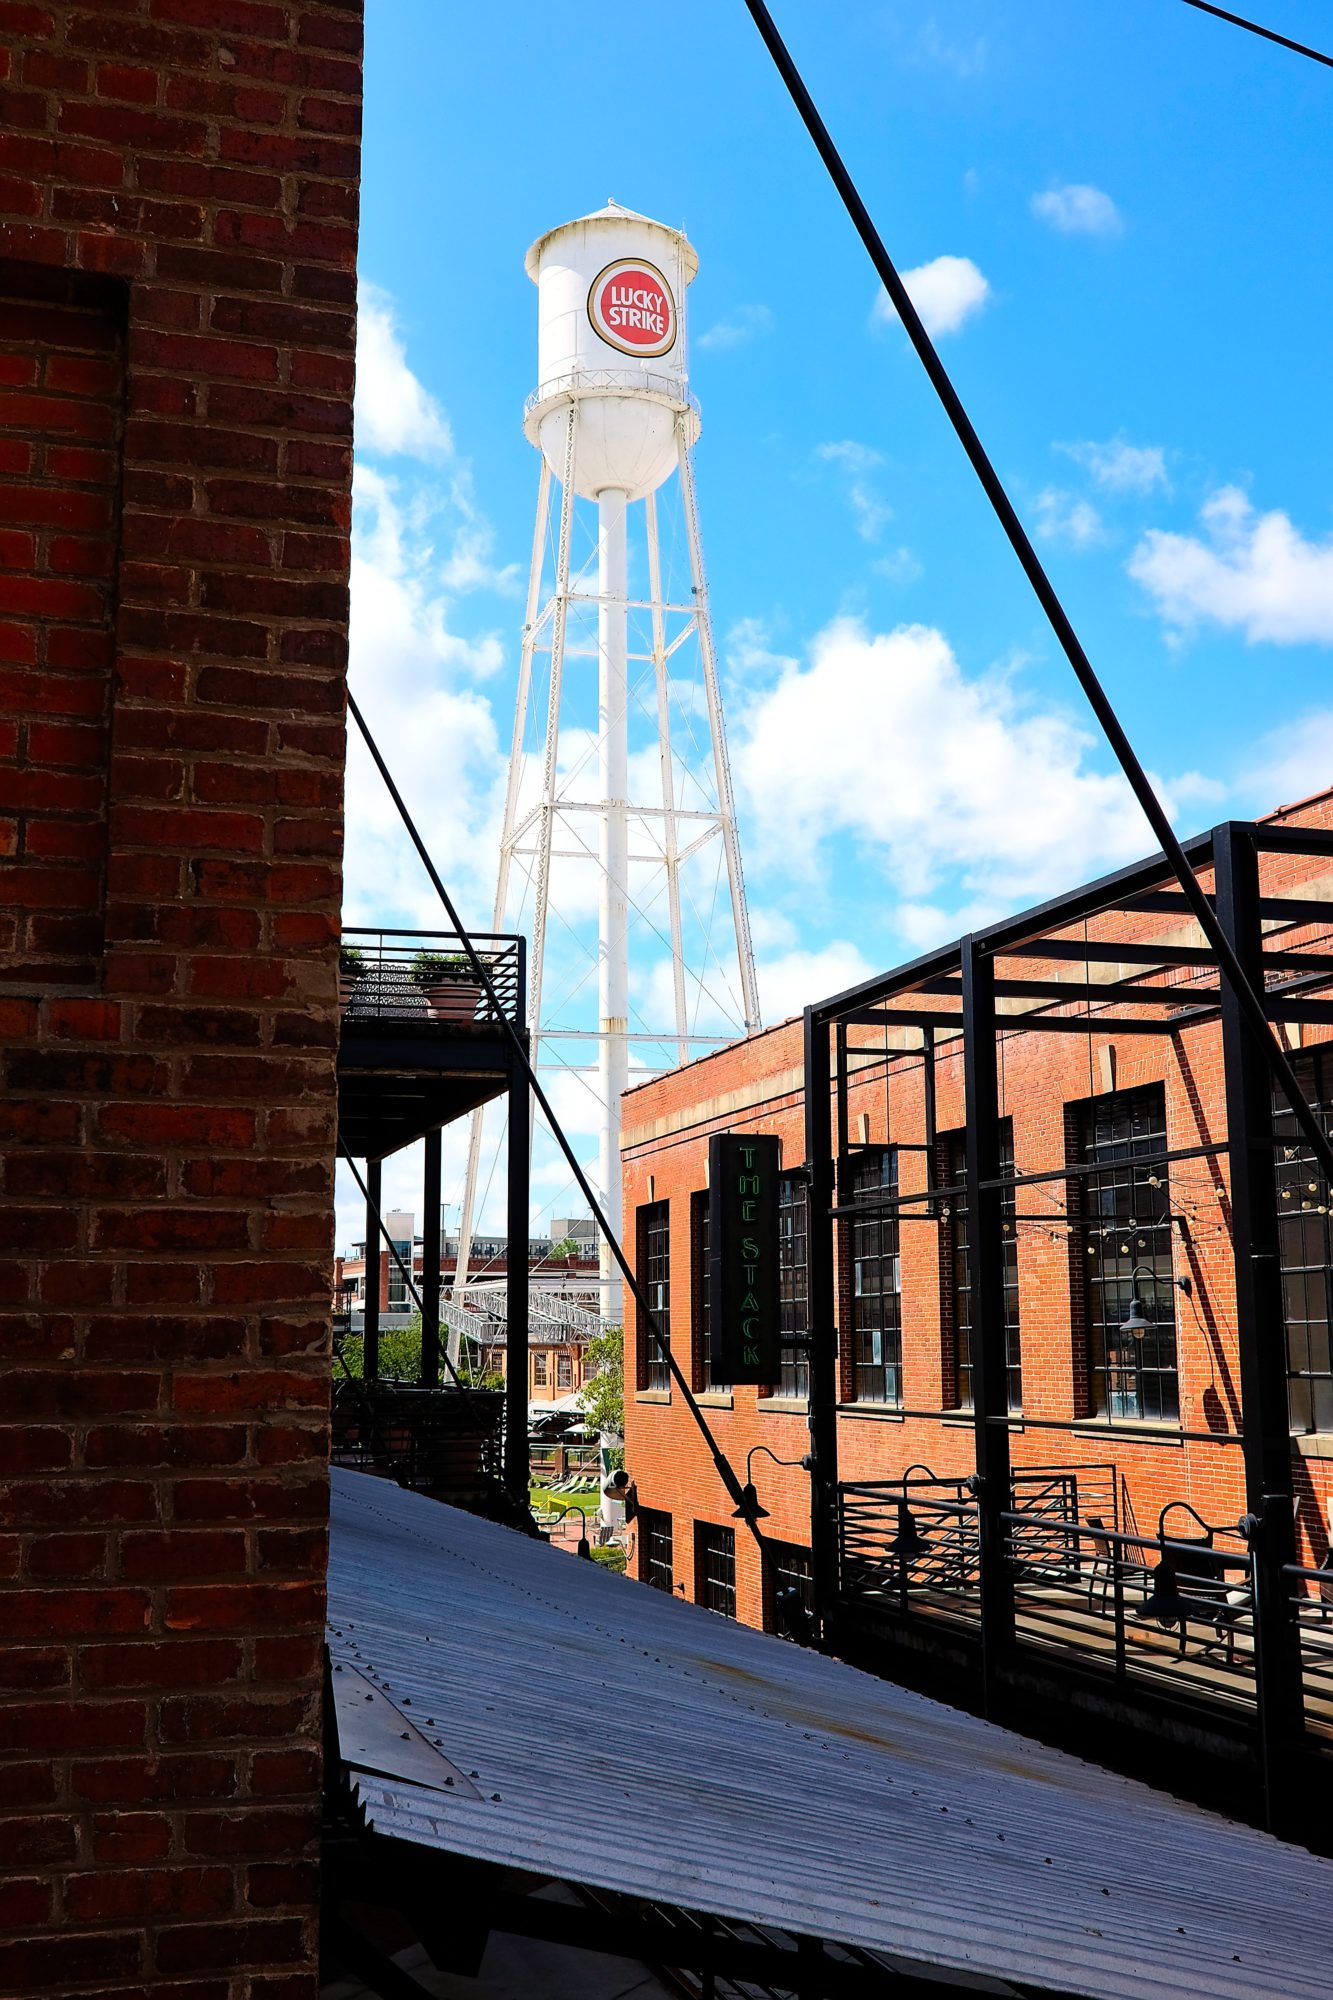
453;404;760;1348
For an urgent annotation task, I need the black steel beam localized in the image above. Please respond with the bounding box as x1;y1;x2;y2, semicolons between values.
1214;823;1305;1839
925;974;1227;1008
420;1127;440;1389
505;975;530;1505
1002;938;1218;967
961;938;1015;1713
1128;889;1333;926
363;1156;381;1384
804;1008;839;1637
337;1033;512;1076
837;1006;1179;1037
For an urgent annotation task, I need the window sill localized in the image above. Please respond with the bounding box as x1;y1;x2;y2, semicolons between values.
940;1410;1027;1430
837;1402;905;1423
635;1389;672;1405
696;1391;733;1409
1069;1416;1184;1447
756;1396;808;1414
1294;1432;1333;1460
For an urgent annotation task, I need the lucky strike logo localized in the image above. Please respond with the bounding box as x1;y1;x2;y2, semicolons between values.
588;258;676;358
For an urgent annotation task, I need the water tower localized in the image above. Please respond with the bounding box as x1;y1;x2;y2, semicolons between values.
454;202;760;1335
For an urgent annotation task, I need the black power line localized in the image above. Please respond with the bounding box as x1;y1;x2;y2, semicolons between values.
1180;0;1333;69
742;0;1333;1196
343;690;777;1571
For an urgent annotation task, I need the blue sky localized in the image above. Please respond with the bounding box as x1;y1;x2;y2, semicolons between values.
338;0;1333;1246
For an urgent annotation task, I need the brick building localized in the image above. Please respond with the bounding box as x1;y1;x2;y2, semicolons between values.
0;5;363;1995
622;792;1333;1647
333;1216;599;1401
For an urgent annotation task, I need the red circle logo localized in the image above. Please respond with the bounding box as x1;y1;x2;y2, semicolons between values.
588;259;676;359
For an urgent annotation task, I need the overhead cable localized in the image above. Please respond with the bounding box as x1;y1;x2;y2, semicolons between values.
344;690;774;1563
1179;0;1333;69
741;0;1333;1193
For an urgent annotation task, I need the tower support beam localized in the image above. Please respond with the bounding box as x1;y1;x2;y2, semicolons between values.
598;486;630;1327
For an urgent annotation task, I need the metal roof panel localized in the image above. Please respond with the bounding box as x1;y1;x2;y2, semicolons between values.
328;1470;1330;2000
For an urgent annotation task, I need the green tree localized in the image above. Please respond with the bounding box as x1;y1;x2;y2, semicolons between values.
549;1235;582;1260
580;1323;623;1441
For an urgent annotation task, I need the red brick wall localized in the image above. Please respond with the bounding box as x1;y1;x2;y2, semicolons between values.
0;5;362;1994
622;798;1333;1634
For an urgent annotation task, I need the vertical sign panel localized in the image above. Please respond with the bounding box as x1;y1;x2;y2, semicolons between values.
709;1133;780;1384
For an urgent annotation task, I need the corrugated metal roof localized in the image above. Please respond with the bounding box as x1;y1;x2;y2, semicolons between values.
328;1471;1330;2000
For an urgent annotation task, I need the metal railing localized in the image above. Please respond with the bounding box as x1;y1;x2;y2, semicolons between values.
339;926;523;1031
839;1473;981;1626
838;1465;1270;1718
330;1377;506;1501
1286;1558;1333;1734
1004;1509;1256;1712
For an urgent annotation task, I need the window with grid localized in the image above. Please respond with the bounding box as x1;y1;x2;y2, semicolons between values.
556;1351;572;1389
640;1508;674;1593
691;1189;729;1390
764;1539;813;1636
941;1124;1021;1411
849;1149;902;1404
532;1351;547;1387
695;1522;736;1617
1075;1085;1179;1423
1275;1049;1333;1434
778;1173;810;1399
386;1243;411;1309
637;1199;671;1391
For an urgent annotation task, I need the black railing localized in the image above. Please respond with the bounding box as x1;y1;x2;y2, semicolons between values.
1004;1508;1256;1712
840;1474;980;1625
331;1378;506;1504
836;1465;1280;1721
1286;1558;1333;1736
339;926;523;1031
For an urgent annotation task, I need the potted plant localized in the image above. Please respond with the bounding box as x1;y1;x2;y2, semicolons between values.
338;943;366;1012
412;948;482;1023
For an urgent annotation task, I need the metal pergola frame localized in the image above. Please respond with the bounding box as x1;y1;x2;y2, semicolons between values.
803;816;1333;1836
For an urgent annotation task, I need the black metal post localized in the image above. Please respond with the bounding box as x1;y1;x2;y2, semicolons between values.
805;1008;839;1638
961;937;1014;1714
420;1126;441;1389
1213;821;1305;1834
363;1156;381;1385
505;985;530;1506
922;1023;937;1219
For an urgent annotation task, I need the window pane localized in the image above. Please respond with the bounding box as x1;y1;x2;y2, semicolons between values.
1275;1050;1333;1433
942;1122;1020;1411
695;1523;736;1617
637;1200;671;1391
847;1150;901;1405
1076;1085;1178;1424
778;1173;810;1399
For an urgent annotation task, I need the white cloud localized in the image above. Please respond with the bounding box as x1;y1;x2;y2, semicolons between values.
912;19;987;79
1033;487;1106;549
1243;710;1333;810
697;303;773;352
1032;184;1123;237
1129;487;1333;645
872;255;990;337
871;546;923;584
817;439;892;542
1058;436;1169;496
355;285;453;459
734;617;1213;930
756;940;877;1022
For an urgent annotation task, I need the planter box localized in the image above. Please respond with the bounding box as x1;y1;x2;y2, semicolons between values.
421;979;483;1023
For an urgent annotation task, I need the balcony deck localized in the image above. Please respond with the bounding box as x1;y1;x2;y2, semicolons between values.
336;926;526;1159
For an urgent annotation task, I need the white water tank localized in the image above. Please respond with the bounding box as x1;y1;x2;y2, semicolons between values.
523;200;700;501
